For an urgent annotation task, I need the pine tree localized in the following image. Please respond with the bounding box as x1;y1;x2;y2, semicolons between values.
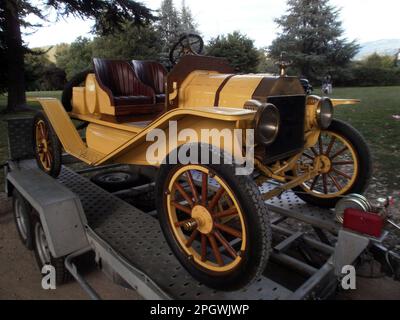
157;0;181;52
180;0;198;34
269;0;359;81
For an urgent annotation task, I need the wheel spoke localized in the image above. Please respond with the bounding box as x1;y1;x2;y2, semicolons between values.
303;153;314;161
332;161;354;166
214;230;237;260
214;223;242;239
328;173;342;191
208;234;224;266
186;229;199;248
174;182;194;207
322;174;328;194
309;175;320;191
209;187;225;212
325;136;336;156
201;234;207;262
214;206;238;219
333;168;352;180
45;152;52;167
311;147;319;156
171;201;192;215
201;172;208;206
318;136;324;154
186;171;199;203
331;146;348;160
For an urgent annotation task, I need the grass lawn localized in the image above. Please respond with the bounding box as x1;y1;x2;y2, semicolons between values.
328;87;400;191
0;87;399;193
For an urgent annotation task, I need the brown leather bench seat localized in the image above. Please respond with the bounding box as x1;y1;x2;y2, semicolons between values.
132;60;167;104
93;58;165;122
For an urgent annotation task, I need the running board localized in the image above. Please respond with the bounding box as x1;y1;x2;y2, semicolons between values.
39;98;105;165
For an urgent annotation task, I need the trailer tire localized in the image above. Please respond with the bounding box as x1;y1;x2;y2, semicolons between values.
12;190;34;250
32;215;70;285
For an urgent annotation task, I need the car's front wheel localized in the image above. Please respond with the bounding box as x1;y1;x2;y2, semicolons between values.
292;119;372;208
156;145;271;291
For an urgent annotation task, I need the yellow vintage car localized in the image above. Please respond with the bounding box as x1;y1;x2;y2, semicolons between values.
32;35;372;290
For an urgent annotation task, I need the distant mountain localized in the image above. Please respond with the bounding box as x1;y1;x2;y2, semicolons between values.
356;39;400;60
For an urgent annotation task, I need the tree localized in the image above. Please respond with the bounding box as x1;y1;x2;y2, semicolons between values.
0;0;154;112
56;37;93;80
269;0;359;81
157;0;181;52
25;49;66;91
207;31;260;73
156;0;200;65
361;53;395;69
180;0;198;34
56;24;163;80
92;23;162;62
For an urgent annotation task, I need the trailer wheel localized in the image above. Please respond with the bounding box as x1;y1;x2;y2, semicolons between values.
32;216;70;285
156;144;271;291
12;190;33;250
33;111;62;178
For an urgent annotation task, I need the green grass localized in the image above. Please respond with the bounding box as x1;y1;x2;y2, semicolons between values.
326;87;400;190
0;87;399;192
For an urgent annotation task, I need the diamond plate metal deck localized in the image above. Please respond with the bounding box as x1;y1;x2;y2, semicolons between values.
57;167;292;300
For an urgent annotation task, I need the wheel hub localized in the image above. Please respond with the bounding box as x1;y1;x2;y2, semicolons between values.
315;155;332;174
191;205;214;234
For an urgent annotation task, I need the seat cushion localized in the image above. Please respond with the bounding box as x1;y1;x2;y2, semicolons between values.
132;61;167;94
114;95;154;106
155;94;166;104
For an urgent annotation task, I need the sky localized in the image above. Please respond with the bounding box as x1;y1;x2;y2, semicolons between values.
24;0;400;48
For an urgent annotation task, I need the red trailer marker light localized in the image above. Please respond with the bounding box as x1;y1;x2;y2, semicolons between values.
343;208;384;238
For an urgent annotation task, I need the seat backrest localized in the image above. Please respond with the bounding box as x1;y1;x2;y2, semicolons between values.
131;60;167;94
93;58;154;97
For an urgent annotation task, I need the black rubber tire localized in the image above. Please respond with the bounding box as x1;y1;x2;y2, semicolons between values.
12;190;34;250
156;144;271;291
32;215;70;286
33;111;62;178
292;119;372;208
61;69;92;112
90;170;145;192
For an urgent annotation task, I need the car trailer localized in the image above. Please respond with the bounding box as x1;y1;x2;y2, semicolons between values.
3;116;400;300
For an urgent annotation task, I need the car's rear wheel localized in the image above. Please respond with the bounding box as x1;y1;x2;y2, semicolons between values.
292;119;372;208
156;145;271;291
33;112;62;178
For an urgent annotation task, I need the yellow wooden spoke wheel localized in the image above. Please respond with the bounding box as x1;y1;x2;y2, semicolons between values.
156;145;271;291
292;119;372;208
33;112;62;177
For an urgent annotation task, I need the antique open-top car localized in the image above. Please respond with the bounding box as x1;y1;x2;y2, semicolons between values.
32;35;372;290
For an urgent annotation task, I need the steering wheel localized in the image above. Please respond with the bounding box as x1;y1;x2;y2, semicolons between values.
169;34;204;65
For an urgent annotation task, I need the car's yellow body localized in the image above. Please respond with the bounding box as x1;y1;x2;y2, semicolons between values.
36;54;360;200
